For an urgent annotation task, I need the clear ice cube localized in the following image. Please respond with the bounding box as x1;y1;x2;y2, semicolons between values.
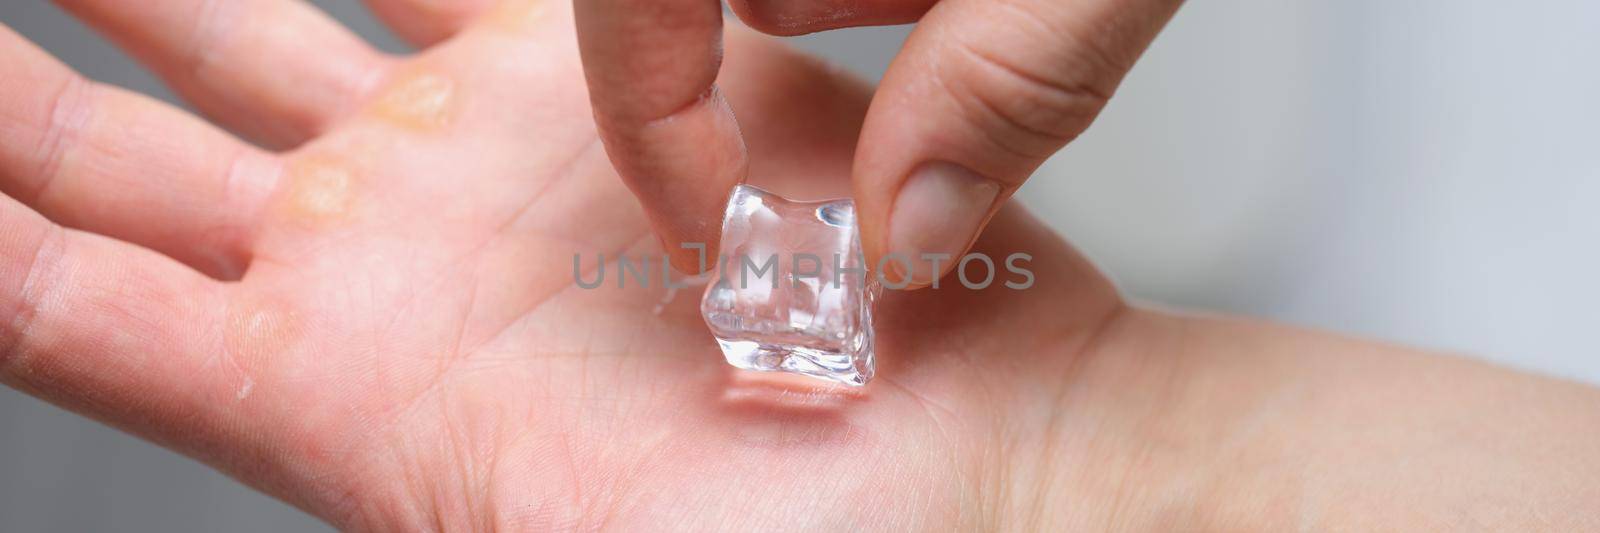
700;184;880;386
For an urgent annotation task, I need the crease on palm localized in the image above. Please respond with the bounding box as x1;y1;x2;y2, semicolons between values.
0;2;1115;528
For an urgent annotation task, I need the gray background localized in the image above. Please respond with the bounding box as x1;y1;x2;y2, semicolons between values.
3;1;1597;531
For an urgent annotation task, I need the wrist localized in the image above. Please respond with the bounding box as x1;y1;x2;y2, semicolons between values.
996;308;1234;529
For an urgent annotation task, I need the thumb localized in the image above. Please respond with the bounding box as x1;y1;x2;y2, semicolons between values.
852;0;1182;287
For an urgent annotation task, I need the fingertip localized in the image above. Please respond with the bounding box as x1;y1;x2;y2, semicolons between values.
881;161;1002;287
853;0;1180;289
727;0;935;36
664;240;718;276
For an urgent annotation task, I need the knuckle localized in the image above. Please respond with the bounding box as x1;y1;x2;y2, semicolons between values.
0;224;63;375
941;40;1114;160
184;0;234;79
30;75;92;204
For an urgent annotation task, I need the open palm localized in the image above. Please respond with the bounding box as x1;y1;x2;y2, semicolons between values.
0;1;1129;529
8;1;1599;531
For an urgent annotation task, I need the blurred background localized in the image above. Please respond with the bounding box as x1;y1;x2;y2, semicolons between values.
2;0;1596;530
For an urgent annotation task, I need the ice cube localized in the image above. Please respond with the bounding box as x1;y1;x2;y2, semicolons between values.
700;185;879;386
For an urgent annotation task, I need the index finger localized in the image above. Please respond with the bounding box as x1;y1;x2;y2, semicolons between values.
574;0;748;273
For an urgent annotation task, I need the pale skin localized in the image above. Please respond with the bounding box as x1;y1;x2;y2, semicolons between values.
0;1;1596;531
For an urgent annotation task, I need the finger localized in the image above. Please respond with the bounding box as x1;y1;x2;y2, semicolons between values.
728;0;937;35
361;0;498;46
575;0;748;273
0;25;277;280
54;0;390;149
0;195;244;461
853;0;1182;287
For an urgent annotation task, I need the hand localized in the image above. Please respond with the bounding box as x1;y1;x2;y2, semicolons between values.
2;1;1595;531
0;0;1116;528
575;0;1182;285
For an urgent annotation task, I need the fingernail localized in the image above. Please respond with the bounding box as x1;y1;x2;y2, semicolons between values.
885;161;1002;287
